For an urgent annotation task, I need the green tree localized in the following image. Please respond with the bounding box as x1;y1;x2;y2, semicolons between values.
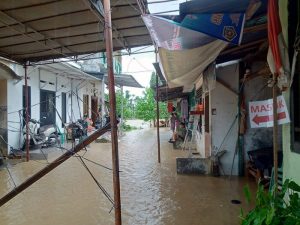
150;71;163;89
135;87;168;122
115;89;134;119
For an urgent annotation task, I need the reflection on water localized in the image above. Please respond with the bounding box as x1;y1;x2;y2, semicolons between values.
0;123;255;225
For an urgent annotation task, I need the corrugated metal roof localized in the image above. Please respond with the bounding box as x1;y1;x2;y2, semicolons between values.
85;71;143;88
39;62;101;80
0;0;151;63
104;74;144;88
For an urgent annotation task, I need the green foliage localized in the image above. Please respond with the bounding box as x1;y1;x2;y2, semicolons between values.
115;89;135;119
113;72;168;121
241;180;300;225
121;121;137;131
135;87;168;122
150;71;163;89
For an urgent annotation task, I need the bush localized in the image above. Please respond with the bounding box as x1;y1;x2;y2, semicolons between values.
121;122;137;132
241;179;300;225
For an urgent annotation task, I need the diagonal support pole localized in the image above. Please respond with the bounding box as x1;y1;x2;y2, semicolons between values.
0;124;111;207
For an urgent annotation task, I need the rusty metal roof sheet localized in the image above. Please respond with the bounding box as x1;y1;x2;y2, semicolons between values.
0;0;151;63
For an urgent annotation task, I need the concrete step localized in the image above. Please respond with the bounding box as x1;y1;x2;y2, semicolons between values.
176;157;211;175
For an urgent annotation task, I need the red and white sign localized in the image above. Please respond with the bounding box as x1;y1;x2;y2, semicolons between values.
249;95;290;128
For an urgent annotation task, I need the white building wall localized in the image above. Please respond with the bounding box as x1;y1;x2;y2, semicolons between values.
210;63;239;175
4;64;102;153
7;64;40;151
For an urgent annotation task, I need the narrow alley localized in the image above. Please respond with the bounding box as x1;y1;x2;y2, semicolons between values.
0;122;255;225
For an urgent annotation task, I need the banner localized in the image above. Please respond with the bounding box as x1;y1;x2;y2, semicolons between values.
181;13;245;45
249;95;290;128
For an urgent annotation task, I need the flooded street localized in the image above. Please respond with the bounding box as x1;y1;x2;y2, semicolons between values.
0;121;255;225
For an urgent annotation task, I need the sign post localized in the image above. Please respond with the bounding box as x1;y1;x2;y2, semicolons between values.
249;95;290;128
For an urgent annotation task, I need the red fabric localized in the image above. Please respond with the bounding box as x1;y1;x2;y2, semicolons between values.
268;0;282;74
167;102;173;113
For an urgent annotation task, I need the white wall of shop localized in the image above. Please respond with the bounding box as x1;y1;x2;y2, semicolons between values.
5;63;102;153
210;63;239;175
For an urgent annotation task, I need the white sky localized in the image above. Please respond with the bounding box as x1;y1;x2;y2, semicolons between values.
121;0;186;97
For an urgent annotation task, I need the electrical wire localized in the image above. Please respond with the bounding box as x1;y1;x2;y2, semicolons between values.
0;135;17;188
57;146;113;171
77;156;114;205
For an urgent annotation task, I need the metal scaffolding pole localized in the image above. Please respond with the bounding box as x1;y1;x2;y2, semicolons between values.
101;80;106;126
155;51;161;163
121;85;124;135
103;0;122;224
156;73;161;163
24;64;29;162
272;74;278;192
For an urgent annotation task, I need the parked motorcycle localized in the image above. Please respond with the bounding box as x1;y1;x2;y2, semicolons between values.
66;119;88;141
22;118;58;150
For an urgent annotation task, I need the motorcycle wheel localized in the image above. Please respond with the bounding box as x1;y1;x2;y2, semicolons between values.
47;134;58;147
22;138;34;150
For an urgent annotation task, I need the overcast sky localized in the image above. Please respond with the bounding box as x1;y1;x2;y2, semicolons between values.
121;0;186;96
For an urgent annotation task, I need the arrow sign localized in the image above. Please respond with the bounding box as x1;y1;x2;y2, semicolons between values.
252;112;286;125
249;95;290;128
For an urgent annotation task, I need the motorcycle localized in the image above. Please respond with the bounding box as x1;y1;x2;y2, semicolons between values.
66;119;88;141
22;118;58;150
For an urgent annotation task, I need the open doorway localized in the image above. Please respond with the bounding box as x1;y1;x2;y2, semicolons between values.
83;94;89;117
61;92;66;127
22;85;31;124
91;96;98;126
204;94;210;157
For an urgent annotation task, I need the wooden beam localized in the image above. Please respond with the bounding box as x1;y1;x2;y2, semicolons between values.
0;124;111;207
243;23;267;33
216;78;238;96
220;39;267;56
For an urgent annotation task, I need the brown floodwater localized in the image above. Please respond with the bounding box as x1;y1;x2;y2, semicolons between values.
0;123;255;225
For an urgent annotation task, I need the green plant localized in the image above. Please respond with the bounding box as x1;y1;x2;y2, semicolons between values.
241;179;300;225
121;122;137;132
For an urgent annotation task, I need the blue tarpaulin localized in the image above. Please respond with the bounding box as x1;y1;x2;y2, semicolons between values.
142;0;263;90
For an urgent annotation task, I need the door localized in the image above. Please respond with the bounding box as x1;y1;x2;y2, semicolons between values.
204;94;211;157
22;85;31;124
91;96;98;125
83;94;89;117
40;90;56;126
61;92;66;127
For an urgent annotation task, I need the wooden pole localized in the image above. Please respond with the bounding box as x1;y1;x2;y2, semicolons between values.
0;124;111;206
272;73;278;191
155;51;161;163
156;73;161;163
121;85;124;135
24;64;29;162
103;0;122;224
101;80;105;126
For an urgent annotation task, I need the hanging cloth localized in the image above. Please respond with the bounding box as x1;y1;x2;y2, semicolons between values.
167;102;174;113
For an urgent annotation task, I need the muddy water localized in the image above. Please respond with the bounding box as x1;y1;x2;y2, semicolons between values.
0;124;255;225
